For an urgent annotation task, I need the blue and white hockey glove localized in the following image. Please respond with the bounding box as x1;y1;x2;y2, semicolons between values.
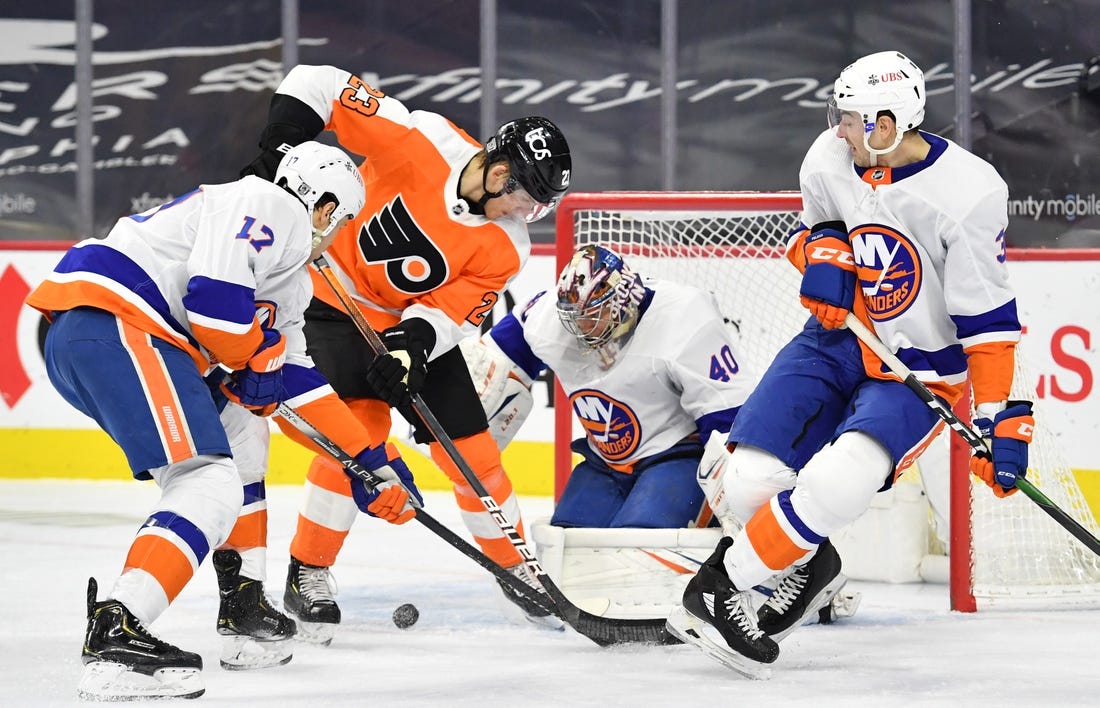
970;401;1035;498
349;444;423;524
799;221;855;329
221;327;287;416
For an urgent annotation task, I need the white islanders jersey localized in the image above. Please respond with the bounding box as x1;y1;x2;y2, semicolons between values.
28;176;378;456
487;279;755;470
794;128;1019;403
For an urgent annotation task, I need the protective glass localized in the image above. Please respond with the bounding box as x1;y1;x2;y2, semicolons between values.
502;176;560;223
826;96;866;132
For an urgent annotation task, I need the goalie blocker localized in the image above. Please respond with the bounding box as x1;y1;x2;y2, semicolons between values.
460;342;859;628
460;337;534;449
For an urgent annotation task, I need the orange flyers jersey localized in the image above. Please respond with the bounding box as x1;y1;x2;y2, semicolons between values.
276;64;531;359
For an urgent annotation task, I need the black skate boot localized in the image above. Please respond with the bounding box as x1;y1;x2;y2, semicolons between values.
77;577;204;700
495;563;563;631
213;550;296;670
284;556;340;645
757;539;846;642
665;537;778;679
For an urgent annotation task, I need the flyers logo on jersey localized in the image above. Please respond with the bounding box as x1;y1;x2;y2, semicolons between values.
850;224;922;321
358;196;449;294
570;389;641;462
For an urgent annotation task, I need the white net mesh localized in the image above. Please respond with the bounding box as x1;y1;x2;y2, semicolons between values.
970;354;1100;604
567;192;1100;606
570;206;808;378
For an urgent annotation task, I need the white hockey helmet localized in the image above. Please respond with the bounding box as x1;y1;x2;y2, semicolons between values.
275;141;366;238
828;51;925;156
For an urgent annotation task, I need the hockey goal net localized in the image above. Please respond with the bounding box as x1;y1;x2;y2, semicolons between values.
553;190;1100;611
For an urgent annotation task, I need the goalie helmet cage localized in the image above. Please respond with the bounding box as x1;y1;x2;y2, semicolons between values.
552;190;1100;612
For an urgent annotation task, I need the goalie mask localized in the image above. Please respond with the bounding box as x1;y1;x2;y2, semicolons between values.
275;141;366;240
827;51;925;157
481;116;571;222
556;245;646;367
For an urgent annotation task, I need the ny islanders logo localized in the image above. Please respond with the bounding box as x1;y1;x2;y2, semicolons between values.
850;224;922;320
570;389;641;462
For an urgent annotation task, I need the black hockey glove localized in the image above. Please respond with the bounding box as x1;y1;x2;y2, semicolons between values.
365;318;436;408
239;95;325;180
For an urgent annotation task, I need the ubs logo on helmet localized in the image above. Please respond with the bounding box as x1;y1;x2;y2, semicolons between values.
524;127;553;161
850;224;922;321
570;389;641;462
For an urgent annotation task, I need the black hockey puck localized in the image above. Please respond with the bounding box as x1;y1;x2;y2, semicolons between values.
392;603;419;629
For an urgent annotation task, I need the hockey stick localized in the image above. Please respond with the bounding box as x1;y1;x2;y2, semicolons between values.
844;313;1100;557
311;255;674;645
274;403;558;618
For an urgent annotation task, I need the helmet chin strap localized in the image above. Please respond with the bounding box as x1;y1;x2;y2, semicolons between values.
862;126;904;163
467;161;506;215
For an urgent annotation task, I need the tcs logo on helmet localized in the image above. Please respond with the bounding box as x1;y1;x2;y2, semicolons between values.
570;389;641;462
524;127;554;161
850;224;922;321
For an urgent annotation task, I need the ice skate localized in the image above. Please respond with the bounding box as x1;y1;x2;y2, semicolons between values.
284;556;340;645
77;577;204;701
757;539;846;641
665;537;778;679
495;563;564;631
213;550;296;669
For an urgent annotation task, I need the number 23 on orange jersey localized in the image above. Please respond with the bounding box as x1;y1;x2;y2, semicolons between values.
340;75;385;117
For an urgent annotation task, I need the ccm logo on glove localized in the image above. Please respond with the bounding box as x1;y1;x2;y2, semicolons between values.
806;244;856;266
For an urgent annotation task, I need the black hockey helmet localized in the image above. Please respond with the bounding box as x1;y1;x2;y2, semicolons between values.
482;116;571;220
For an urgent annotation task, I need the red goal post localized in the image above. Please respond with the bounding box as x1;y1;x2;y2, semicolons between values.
552;190;1100;612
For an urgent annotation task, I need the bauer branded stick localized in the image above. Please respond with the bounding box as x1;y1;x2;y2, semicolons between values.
844;313;1100;557
275;403;558;618
312;255;675;645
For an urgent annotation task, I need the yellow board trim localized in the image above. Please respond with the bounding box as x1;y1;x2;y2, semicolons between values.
0;428;556;496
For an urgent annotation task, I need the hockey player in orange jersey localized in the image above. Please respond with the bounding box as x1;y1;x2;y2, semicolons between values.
240;64;572;641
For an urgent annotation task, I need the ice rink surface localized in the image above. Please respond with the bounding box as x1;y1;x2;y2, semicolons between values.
3;478;1099;707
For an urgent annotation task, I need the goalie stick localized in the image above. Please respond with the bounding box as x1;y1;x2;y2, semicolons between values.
275;403;557;619
310;255;673;645
844;313;1100;557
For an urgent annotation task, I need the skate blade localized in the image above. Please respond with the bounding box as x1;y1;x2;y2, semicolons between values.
293;620;337;646
771;574;850;642
665;607;772;680
77;660;204;700
829;589;862;619
220;635;294;671
495;589;565;632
